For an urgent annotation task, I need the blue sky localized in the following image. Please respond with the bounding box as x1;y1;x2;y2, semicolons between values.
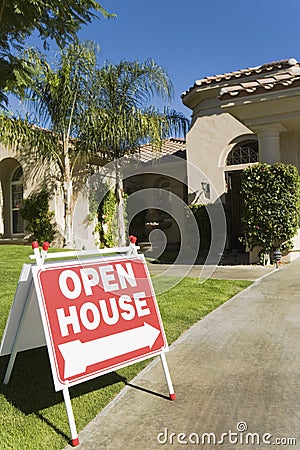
21;0;300;118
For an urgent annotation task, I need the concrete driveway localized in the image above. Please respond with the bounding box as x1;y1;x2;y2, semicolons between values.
66;260;300;449
147;262;275;281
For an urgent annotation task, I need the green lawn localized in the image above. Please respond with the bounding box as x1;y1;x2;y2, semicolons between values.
0;245;251;450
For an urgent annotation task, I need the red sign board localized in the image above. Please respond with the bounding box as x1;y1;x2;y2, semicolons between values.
32;255;168;391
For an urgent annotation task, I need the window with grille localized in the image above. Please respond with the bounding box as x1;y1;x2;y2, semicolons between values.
226;140;259;166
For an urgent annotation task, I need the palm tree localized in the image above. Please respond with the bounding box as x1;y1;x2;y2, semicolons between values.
22;41;98;246
81;59;189;246
0;1;113;108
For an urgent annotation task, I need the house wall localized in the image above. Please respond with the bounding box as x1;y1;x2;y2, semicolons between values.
186;108;252;202
280;131;300;168
72;185;97;250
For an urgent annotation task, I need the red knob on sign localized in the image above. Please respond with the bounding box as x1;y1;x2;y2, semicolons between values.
43;242;50;251
129;235;137;244
32;241;39;249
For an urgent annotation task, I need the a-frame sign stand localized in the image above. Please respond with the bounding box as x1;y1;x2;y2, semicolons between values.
1;238;175;447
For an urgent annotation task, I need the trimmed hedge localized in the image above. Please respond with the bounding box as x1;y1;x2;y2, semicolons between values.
241;163;300;261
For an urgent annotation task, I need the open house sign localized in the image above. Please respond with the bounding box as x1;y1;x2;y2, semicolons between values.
33;256;168;390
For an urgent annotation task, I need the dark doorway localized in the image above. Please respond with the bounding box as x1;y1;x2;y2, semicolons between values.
225;171;245;252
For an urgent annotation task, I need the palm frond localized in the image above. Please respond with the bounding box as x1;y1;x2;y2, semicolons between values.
0;114;56;152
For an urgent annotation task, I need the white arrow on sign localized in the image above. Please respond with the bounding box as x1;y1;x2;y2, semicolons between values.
58;322;160;379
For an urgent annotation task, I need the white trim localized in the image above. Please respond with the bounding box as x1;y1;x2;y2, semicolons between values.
223;162;258;172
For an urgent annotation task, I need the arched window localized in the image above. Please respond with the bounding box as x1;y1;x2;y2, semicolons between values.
11;166;24;234
226;140;259;166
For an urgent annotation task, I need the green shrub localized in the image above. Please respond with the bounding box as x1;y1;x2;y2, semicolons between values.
241;163;300;261
95;188;118;248
89;181;129;249
20;189;57;243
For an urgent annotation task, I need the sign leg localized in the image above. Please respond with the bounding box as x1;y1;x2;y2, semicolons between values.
3;283;33;385
160;352;176;401
62;387;79;447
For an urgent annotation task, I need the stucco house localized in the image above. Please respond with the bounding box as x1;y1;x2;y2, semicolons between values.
2;57;300;263
181;57;300;261
0;137;187;251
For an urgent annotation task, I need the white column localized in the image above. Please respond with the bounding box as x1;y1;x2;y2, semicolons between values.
256;124;285;164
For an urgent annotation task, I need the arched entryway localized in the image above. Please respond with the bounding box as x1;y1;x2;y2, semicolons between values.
11;166;24;235
225;139;259;250
0;158;24;238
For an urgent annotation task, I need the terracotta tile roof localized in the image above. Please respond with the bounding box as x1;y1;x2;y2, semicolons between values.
220;64;300;100
182;58;300;99
135;137;186;163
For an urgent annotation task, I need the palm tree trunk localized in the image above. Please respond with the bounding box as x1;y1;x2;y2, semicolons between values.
63;138;73;247
63;178;73;247
115;160;126;247
0;1;5;28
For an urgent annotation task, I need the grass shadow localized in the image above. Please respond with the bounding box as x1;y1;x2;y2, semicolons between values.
0;347;126;414
35;412;71;442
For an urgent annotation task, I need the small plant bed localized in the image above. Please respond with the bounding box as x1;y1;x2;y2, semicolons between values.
0;245;250;449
